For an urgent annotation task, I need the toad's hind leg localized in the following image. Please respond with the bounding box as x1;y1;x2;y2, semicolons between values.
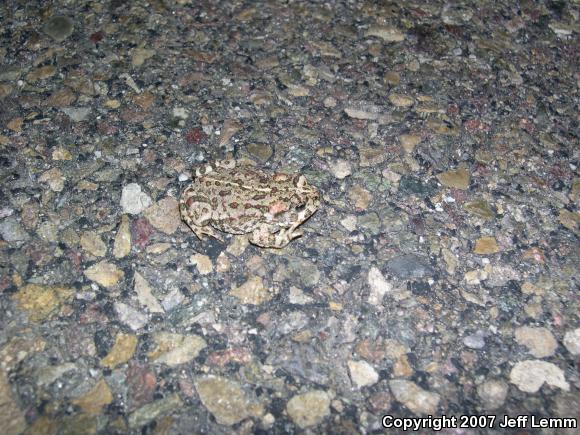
249;224;302;249
179;200;224;242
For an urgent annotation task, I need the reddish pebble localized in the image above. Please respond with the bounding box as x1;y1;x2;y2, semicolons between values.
97;121;119;135
132;218;155;249
185;127;205;144
447;103;460;115
207;348;252;367
89;31;105;44
464;119;490;133
127;361;157;410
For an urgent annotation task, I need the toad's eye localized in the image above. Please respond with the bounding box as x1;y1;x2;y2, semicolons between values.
295;203;306;212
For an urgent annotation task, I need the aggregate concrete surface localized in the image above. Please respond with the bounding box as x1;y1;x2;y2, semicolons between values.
0;1;578;434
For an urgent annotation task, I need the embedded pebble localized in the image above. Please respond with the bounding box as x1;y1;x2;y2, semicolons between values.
287;84;310;97
0;83;13;97
477;379;508;410
61;107;92;122
39;168;66;192
344;104;383;120
286;390;330;429
365;25;405;42
389;93;414;107
247;142;273;161
276;257;321;288
172;107;189;120
226;236;249;256
45;88;77;107
348;186;372;210
128;394;183;429
563;328;580;355
26;65;57;82
161;288;185;311
473;236;500;255
323;96;336;108
229;276;273;305
0;216;29;242
329;159;352;179
367;266;392;305
486;265;520;287
441;4;473;25
0;208;13;219
148;332;207;366
340;215;357;232
559;209;579;234
7;118;23;132
348;360;379;388
1;336;46;372
549;22;574;37
195;376;263;426
120;183;153;215
215;252;231;273
309;40;342;58
52;147;72;161
100;333;138;369
386;254;434;279
288;286;314;305
38;221;58;242
80;231;107;257
218;119;242;146
12;284;73;322
509;360;569;393
382;168;402;183
114;302;148;331
437;168;470;189
43;15;74;41
36;222;58;242
113;215;131;258
358;213;380;235
441;248;458;275
359;146;386;167
72;379;113;414
144;197;180;234
37;362;77;386
399;134;421;153
146;242;171;254
464;268;487;285
134;272;164;313
514;326;558;358
464;199;495;220
84;261;124;288
0;66;21;81
131;48;156;67
389;380;440;415
190;253;213;275
104;99;120;109
463;331;486;349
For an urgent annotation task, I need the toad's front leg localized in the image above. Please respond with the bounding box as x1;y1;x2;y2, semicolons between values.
249;223;302;249
179;191;224;242
184;219;224;242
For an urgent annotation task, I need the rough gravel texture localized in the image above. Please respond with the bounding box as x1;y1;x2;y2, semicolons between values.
1;1;578;434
